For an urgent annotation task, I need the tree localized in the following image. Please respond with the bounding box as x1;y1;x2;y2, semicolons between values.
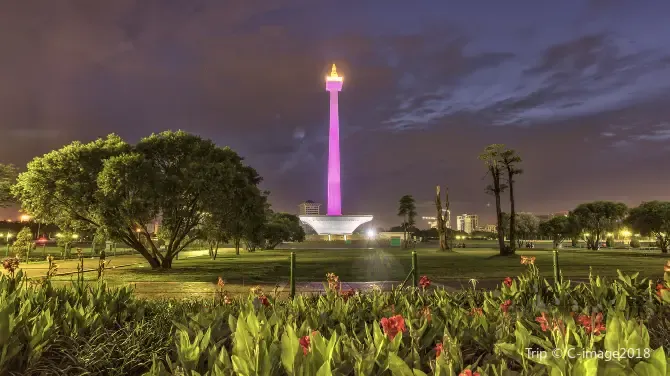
500;148;523;252
434;186;452;251
56;231;77;259
200;213;228;260
570;201;628;250
540;216;572;249
12;227;33;259
515;213;539;246
223;188;267;255
397;195;417;249
480;144;509;255
263;212;306;250
626;201;670;253
0;164;17;208
13;131;262;268
92;229;107;255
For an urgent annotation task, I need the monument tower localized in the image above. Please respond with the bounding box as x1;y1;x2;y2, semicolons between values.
299;64;373;236
326;64;343;215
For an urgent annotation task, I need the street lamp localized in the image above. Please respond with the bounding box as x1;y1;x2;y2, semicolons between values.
4;232;13;257
366;229;376;239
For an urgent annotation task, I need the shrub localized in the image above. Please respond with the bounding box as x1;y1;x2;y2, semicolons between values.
631;238;641;248
605;237;614;248
11;227;33;258
0;260;669;375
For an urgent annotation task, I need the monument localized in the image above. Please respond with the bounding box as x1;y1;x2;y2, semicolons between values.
299;65;373;235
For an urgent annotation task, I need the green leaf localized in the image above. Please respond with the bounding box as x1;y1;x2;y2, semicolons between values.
387;353;414;376
280;325;300;375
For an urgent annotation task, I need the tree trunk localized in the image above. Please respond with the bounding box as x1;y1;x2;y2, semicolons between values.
508;176;517;253
492;171;507;255
435;186;452;252
403;215;408;249
234;238;241;255
161;257;172;269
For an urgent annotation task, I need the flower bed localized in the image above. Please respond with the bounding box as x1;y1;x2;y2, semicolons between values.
1;257;670;375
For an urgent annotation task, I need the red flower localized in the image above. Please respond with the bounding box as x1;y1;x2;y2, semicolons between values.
421;306;432;322
657;283;669;297
340;288;356;301
459;370;481;376
435;343;443;358
576;313;606;335
536;312;550;332
258;294;270;307
380;315;407;340
520;256;536;265
469;307;483;316
500;300;512;313
419;275;431;289
299;335;310;355
503;277;513;287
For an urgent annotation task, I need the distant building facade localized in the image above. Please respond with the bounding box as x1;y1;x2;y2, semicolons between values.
298;200;322;216
422;210;451;229
483;224;497;233
456;214;479;234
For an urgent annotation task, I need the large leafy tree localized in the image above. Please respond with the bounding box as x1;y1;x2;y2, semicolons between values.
626;201;670;253
12;134;130;232
500;148;523;252
570;201;628;250
479;144;509;255
263;212;306;250
539;216;573;249
397;195;417;249
13;131;261;268
515;213;539;247
0;164;17;208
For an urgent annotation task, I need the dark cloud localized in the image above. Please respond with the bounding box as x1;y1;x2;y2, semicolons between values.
1;0;670;225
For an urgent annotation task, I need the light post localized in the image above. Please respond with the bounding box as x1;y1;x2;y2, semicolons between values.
4;233;13;257
620;229;631;247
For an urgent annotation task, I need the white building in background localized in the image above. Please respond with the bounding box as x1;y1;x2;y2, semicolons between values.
483;224;497;233
456;214;479;234
422;209;451;229
298;200;322;215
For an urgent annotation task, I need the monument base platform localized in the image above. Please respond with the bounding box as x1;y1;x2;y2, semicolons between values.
299;215;373;235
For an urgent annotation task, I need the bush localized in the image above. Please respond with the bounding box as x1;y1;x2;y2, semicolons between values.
0;259;669;375
630;238;641;248
605;237;614;248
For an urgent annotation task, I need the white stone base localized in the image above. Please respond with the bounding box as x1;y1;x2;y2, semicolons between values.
299;215;373;235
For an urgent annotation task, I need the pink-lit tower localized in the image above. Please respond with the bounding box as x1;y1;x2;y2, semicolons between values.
325;64;343;215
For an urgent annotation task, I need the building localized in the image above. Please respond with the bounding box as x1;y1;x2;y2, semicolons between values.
483;224;497;233
456;214;479;234
298;200;321;215
422;210;451;229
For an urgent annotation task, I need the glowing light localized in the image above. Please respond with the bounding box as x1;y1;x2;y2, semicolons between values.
19;214;32;222
56;233;63;238
366;229;375;238
606;232;613;237
326;63;343;82
326;63;343;215
72;234;79;239
583;233;590;237
620;230;631;237
135;228;142;233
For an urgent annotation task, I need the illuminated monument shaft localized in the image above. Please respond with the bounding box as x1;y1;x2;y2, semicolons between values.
326;64;343;215
298;64;372;235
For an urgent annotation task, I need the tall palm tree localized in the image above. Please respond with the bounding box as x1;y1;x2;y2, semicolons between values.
479;144;509;255
500;148;523;253
398;195;417;249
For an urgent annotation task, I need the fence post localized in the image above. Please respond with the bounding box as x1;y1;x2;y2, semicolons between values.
412;251;418;288
290;252;296;299
553;249;561;285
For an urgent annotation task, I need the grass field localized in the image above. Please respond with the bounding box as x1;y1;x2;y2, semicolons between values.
16;246;666;298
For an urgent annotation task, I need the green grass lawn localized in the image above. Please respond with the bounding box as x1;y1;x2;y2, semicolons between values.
32;247;668;298
101;247;667;283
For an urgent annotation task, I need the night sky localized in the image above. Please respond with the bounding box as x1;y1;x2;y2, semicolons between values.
2;1;670;227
